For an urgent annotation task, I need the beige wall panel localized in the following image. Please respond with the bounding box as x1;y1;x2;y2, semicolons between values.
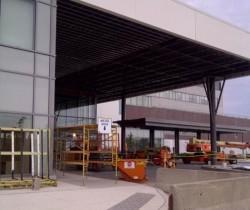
78;0;136;18
196;13;250;59
78;0;250;59
135;0;196;39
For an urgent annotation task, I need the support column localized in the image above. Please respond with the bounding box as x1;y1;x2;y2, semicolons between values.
197;131;201;139
121;97;126;154
216;132;220;141
149;128;155;148
94;96;98;124
204;77;217;165
175;129;180;155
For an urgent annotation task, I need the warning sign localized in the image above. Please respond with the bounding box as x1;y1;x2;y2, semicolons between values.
124;161;135;169
98;118;112;134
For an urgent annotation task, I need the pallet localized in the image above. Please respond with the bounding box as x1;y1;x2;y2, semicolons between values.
0;179;57;190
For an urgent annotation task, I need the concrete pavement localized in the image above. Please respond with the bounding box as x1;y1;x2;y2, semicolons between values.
0;171;169;210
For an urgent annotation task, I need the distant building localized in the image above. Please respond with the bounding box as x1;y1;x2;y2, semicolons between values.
98;85;250;153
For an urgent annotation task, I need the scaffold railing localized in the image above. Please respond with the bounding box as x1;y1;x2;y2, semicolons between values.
0;127;51;181
55;124;119;184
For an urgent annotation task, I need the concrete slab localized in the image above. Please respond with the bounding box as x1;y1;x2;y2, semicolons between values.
0;171;168;210
156;168;250;210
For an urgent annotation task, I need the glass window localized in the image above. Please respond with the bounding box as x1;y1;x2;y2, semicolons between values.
131;97;136;106
0;46;34;74
35;78;49;114
89;104;96;118
0;72;33;113
36;3;51;53
67;102;78;117
176;92;183;101
137;96;143;106
0;112;32;128
35;54;50;77
0;0;34;49
126;128;149;152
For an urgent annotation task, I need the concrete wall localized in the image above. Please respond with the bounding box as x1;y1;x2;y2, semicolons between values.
156;168;250;210
78;0;250;60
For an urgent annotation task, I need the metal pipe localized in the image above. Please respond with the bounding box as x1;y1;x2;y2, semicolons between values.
37;131;40;177
31;133;35;177
41;130;44;179
20;130;25;180
47;129;50;179
0;129;2;179
11;131;15;179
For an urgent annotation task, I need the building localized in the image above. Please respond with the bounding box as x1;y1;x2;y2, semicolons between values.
0;0;250;177
98;85;250;153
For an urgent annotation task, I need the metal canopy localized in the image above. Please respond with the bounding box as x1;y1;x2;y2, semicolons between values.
114;118;248;134
56;0;250;103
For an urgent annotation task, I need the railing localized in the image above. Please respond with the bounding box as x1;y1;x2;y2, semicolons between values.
0;127;50;180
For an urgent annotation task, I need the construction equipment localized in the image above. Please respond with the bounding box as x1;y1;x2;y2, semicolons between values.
180;138;250;164
117;159;147;182
55;125;119;183
152;146;176;168
180;138;225;164
56;124;149;183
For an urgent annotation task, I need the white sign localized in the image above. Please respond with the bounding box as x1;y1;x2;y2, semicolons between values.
98;118;112;134
124;161;135;169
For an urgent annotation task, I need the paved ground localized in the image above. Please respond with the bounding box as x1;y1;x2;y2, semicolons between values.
0;170;169;210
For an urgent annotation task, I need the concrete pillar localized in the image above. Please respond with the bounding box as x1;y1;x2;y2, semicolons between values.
149;128;155;148
175;130;180;154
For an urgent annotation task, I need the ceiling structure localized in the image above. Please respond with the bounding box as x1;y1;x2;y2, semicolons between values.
56;0;250;104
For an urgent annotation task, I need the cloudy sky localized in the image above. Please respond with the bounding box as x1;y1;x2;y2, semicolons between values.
178;0;250;117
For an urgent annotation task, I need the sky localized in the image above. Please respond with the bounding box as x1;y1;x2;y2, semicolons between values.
178;0;250;117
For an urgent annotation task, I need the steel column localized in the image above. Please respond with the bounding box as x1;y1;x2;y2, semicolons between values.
149;128;155;148
121;97;126;154
204;77;217;165
174;129;180;154
197;131;201;139
216;132;220;141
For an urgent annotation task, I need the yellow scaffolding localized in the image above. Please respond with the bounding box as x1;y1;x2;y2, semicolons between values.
55;124;119;184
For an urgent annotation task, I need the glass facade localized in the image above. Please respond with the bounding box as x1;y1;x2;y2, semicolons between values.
0;0;56;176
0;0;34;49
126;90;209;108
55;98;96;127
126;128;149;152
0;0;56;129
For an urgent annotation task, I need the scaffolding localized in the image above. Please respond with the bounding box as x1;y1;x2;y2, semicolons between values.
55;124;119;183
0;127;51;182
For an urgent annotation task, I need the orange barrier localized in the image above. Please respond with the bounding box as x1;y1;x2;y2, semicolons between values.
117;159;146;182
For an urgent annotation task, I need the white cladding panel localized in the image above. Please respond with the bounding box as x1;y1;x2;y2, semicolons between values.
196;13;250;59
79;0;250;59
135;0;196;39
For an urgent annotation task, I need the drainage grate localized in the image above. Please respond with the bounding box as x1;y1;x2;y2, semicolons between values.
107;192;155;210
